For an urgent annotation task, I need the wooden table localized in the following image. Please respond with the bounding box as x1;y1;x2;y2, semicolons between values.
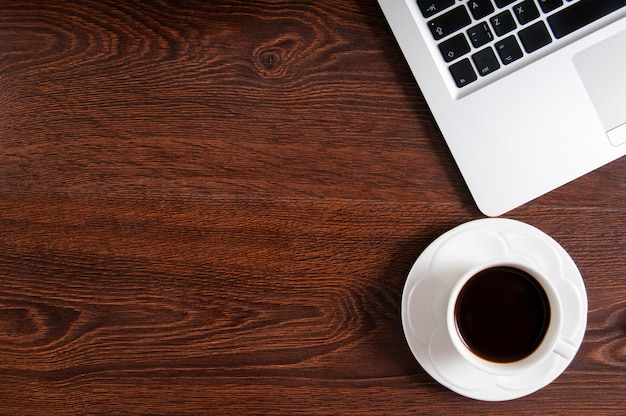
1;1;625;414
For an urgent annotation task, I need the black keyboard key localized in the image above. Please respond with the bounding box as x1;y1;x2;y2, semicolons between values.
472;47;500;76
439;33;471;62
468;0;495;20
449;58;477;87
428;6;472;40
467;22;494;48
494;0;516;7
417;0;455;18
538;0;563;14
490;10;517;36
514;0;540;25
519;21;552;53
495;35;523;64
547;0;626;39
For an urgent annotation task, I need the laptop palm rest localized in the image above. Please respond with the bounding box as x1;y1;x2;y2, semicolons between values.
573;29;626;147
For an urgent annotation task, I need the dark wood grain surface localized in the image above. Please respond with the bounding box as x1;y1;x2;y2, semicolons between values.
1;1;625;414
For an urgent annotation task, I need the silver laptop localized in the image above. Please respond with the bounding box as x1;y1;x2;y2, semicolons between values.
377;0;626;216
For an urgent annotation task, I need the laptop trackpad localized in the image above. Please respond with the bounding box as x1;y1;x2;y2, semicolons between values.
573;29;626;147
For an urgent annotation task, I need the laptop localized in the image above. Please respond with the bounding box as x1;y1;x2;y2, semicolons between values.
377;0;626;216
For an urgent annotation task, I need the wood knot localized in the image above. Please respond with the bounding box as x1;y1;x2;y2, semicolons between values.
253;36;301;78
258;49;283;74
0;302;80;348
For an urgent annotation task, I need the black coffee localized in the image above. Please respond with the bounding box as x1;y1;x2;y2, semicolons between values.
454;266;550;363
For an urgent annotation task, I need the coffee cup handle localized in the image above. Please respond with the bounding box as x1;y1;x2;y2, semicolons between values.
554;337;578;360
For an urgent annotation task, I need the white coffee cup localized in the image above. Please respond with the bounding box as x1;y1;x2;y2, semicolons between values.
446;260;577;376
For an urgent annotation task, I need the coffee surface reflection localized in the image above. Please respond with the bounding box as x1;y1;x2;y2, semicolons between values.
454;266;551;363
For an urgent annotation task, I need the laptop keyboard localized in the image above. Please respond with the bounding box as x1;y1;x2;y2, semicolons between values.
419;0;626;89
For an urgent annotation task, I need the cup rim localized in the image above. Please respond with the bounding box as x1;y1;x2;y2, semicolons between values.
446;259;563;375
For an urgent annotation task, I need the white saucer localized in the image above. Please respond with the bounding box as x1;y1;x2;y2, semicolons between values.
401;218;587;401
